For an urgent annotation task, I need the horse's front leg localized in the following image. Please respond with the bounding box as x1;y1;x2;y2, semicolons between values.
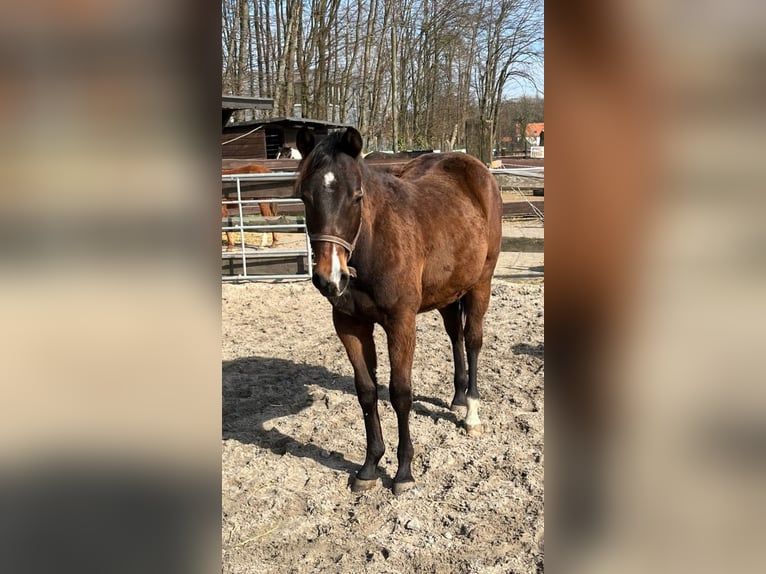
332;309;383;491
384;311;417;495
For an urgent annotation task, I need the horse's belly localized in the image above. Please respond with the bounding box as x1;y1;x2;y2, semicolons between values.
418;249;487;311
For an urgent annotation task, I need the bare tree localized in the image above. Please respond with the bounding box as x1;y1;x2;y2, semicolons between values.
273;0;301;116
473;0;543;155
221;0;543;152
355;0;378;143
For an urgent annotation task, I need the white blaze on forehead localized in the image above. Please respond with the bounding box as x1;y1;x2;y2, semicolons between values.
330;244;342;285
323;171;336;189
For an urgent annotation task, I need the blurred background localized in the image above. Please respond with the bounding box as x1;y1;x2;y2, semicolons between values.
0;2;220;573
547;0;766;572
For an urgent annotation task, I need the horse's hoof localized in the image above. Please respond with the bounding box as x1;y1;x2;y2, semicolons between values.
450;402;467;414
351;477;379;492
465;423;483;437
392;480;416;496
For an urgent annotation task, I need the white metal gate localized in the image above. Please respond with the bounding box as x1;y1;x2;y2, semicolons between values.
221;172;312;281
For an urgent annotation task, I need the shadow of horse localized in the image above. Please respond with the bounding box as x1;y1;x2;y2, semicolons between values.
411;395;464;426
223;356;377;481
222;356;468;484
512;342;544;358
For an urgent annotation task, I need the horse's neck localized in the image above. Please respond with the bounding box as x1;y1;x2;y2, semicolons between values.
357;165;402;234
362;162;405;201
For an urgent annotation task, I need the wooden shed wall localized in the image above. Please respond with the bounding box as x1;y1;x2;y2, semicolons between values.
221;128;267;160
222;123;337;160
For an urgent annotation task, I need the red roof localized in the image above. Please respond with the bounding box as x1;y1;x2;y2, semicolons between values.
525;122;544;137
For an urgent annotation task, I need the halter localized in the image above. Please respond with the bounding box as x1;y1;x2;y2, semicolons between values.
309;211;363;279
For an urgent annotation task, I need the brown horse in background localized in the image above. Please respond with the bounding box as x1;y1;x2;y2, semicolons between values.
221;163;279;249
296;127;502;495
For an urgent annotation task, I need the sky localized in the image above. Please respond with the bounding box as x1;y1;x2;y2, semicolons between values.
504;58;544;99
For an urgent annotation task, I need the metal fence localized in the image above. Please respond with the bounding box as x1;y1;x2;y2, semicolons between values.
491;167;545;222
221;172;312;281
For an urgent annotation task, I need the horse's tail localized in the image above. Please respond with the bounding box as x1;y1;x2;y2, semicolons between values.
458;296;466;327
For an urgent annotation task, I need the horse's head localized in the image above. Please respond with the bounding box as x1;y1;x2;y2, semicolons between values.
296;127;365;298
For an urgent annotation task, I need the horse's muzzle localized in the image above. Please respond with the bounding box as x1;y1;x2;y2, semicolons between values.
312;270;350;298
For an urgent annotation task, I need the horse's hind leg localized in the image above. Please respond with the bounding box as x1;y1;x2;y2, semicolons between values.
332;309;383;491
462;283;492;437
439;301;469;411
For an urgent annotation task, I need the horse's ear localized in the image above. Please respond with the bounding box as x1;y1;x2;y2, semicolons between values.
339;127;363;158
296;127;315;158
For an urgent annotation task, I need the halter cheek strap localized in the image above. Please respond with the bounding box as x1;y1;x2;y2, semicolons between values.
309;216;363;278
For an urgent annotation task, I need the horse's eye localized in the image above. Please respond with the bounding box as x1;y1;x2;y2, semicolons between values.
354;189;364;204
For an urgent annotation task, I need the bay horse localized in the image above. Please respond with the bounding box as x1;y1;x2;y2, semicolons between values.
295;127;502;495
221;163;279;249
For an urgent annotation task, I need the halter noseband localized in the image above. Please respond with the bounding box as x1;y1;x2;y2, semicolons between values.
309;216;363;279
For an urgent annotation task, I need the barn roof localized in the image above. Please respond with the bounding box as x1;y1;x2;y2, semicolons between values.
222;95;275;110
226;116;352;130
222;95;275;128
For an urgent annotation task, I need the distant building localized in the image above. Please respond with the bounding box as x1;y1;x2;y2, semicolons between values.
525;122;544;146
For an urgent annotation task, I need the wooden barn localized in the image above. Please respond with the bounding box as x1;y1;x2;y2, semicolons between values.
222;116;352;160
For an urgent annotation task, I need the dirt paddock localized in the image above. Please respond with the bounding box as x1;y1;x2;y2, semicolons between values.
222;245;544;573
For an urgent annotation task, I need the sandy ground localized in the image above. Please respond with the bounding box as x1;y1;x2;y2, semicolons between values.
222;220;544;573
